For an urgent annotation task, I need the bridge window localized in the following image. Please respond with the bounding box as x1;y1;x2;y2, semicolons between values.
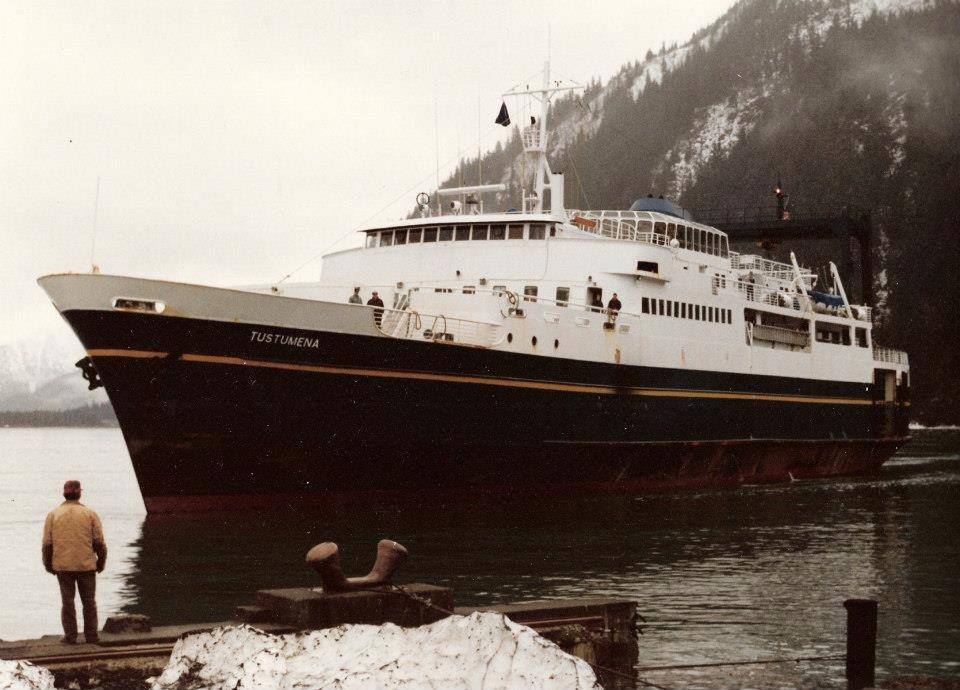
658;299;665;315
637;261;659;273
423;227;438;242
365;233;377;248
681;303;687;319
666;301;673;317
508;224;524;239
556;287;570;307
470;225;487;240
642;297;650;314
856;327;869;348
528;224;546;240
395;229;407;245
455;225;470;241
439;225;453;241
380;230;393;247
667;222;676;239
524;285;538;302
490;224;506;240
654;222;666;236
408;228;422;243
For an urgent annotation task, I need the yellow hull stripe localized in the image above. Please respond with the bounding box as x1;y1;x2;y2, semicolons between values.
86;348;875;406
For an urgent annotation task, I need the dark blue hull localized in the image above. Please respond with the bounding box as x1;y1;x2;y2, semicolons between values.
62;309;909;512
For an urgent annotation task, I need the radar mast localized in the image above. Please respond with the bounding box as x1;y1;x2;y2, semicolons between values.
502;61;582;217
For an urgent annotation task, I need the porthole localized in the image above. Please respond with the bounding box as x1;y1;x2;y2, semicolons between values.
532;336;538;347
554;339;559;349
507;333;513;343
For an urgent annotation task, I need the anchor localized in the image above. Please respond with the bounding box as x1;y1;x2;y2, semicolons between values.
75;356;103;390
306;539;409;592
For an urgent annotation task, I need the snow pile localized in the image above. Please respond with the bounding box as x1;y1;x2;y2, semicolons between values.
0;660;56;690
150;613;600;690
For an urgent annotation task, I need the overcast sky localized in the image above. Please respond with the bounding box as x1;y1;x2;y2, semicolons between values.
1;0;734;343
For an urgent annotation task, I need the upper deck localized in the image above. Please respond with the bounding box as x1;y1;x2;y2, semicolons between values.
357;208;731;258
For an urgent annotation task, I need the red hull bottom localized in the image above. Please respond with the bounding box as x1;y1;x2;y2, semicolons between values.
142;436;908;514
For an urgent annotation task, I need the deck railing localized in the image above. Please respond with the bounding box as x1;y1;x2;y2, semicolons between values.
374;306;505;348
873;346;909;366
713;275;873;322
567;210;668;245
747;323;811;348
731;253;802;282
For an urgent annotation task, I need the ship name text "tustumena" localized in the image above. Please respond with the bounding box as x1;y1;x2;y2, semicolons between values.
250;330;320;349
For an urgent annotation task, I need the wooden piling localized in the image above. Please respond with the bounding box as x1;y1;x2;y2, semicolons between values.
844;598;878;690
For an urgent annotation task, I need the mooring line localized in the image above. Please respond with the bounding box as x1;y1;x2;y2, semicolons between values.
636;653;846;671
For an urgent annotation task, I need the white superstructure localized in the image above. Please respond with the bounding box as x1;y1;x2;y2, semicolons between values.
260;60;906;392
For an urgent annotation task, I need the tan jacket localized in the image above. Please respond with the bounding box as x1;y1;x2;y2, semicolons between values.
42;500;107;573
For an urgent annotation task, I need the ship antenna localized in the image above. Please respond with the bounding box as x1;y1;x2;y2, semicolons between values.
502;60;582;216
88;175;101;274
477;89;482;186
434;89;440;211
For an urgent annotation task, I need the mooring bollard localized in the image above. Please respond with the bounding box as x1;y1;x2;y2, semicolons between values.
306;539;409;592
844;598;878;690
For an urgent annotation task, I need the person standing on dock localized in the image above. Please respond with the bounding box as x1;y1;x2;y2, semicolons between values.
41;480;107;644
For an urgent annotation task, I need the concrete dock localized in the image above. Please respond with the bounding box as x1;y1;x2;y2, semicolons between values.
1;587;639;689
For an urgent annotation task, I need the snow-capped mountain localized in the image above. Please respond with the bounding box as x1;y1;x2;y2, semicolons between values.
442;0;959;424
0;327;108;411
496;0;938;200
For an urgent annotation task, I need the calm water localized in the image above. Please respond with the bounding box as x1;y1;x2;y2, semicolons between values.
1;427;958;688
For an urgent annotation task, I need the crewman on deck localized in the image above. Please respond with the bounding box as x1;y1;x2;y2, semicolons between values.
607;293;622;323
589;292;604;313
348;287;362;304
367;291;385;327
42;480;107;644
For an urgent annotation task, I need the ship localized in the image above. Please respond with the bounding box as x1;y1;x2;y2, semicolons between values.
38;63;910;513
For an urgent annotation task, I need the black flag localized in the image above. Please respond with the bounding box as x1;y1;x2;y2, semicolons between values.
495;101;510;127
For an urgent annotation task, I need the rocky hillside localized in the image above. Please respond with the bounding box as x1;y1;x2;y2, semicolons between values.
444;0;960;424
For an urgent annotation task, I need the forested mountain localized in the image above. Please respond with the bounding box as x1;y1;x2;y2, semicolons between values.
440;0;960;424
0;402;116;428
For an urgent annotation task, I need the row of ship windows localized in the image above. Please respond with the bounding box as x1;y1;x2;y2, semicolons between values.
651;221;729;258
436;284;732;326
366;223;555;248
642;297;732;324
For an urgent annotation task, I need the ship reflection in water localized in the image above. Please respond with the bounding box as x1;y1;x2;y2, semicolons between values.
1;428;957;687
113;430;960;687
